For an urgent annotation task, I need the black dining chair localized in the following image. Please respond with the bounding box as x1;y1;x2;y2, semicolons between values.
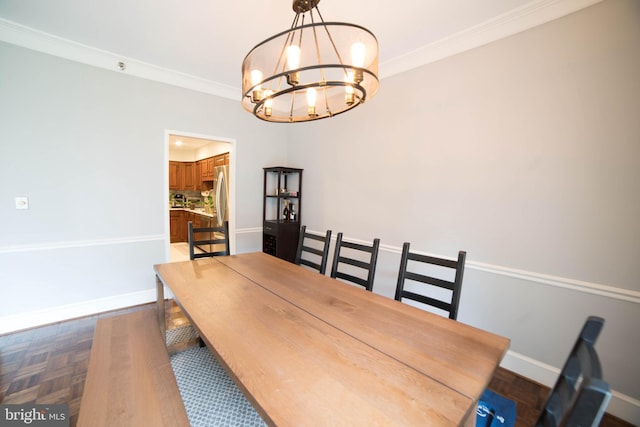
188;220;230;260
295;225;332;274
330;233;380;291
478;316;611;427
536;316;611;426
394;242;466;320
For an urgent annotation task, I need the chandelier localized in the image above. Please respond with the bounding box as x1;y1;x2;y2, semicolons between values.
241;0;379;123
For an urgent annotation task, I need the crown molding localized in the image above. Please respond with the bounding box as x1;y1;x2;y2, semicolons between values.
0;0;602;98
0;17;238;100
379;0;603;78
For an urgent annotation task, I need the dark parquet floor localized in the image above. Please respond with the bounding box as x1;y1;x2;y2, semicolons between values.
0;302;632;427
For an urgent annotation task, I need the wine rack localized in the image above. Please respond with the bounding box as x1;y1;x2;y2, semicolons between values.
263;167;303;263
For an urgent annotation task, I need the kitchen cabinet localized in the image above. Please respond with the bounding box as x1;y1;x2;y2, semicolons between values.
195;161;203;190
214;152;229;168
169;161;196;191
170;209;217;243
169;162;183;190
170;210;185;243
183;162;196;190
196;153;229;183
205;157;215;180
263;167;303;263
206;157;215;178
198;157;214;181
198;158;208;181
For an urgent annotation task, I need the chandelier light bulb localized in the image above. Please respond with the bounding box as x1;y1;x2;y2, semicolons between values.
263;90;274;117
286;45;301;69
286;45;302;86
345;72;355;105
307;87;317;117
351;42;365;83
251;69;263;102
351;42;365;66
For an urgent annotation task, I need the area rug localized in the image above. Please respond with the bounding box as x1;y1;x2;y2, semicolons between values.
166;324;199;347
170;346;266;426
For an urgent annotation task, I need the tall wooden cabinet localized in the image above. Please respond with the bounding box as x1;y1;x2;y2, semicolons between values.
263;167;303;263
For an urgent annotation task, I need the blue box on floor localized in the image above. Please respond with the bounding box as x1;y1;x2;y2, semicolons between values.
476;389;517;427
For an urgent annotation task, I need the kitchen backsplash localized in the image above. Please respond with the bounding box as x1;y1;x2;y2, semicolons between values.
170;190;205;207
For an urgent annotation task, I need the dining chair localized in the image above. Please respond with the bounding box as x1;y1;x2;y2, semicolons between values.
188;220;230;260
535;316;611;426
394;242;466;320
295;225;332;274
478;316;611;427
330;233;380;291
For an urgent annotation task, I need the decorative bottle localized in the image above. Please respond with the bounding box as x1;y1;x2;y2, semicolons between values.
289;204;296;222
283;202;289;222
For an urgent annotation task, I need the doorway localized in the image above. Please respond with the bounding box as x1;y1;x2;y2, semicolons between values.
165;130;236;262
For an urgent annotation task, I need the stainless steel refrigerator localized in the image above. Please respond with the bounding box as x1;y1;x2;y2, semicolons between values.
214;165;229;227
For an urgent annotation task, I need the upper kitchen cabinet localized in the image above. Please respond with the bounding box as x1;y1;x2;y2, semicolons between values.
198;153;229;182
169;161;183;190
170;153;229;191
169;161;196;191
183;162;196;190
198;157;214;181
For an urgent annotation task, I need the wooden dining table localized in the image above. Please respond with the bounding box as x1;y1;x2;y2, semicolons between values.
154;252;509;426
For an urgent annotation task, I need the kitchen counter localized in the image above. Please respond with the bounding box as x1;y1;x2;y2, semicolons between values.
169;207;216;218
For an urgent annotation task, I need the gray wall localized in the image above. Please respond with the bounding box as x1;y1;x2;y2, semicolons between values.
0;40;287;322
287;0;640;422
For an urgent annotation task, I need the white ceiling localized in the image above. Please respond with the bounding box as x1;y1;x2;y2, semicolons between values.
0;0;600;99
169;135;219;151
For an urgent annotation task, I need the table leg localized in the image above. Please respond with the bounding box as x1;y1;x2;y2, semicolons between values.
155;275;166;340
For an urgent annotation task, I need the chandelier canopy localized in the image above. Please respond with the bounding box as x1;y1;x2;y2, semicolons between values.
241;0;379;123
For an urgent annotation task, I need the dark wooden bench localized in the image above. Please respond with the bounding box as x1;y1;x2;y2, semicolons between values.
77;309;189;427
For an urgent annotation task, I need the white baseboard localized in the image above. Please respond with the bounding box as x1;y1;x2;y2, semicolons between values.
0;289;158;335
502;350;640;424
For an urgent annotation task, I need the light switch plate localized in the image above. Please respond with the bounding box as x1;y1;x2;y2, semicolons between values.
15;197;29;210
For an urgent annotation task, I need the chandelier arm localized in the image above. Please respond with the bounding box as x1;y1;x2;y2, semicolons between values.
288;87;296;122
291;10;300;29
309;7;326;86
309;12;331;114
323;90;331;116
314;7;346;69
272;18;297;90
314;7;349;80
297;13;305;55
271;12;302;93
